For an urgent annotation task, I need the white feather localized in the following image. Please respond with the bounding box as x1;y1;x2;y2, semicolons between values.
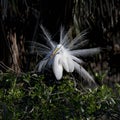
73;61;94;82
61;28;72;47
66;56;74;72
60;26;65;44
38;59;48;72
53;54;63;80
61;56;69;72
66;29;88;49
71;48;101;57
40;25;55;49
71;55;84;64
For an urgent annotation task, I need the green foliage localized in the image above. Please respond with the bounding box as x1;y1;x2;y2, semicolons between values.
0;72;120;119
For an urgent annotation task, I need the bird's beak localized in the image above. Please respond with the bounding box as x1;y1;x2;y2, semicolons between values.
51;47;60;58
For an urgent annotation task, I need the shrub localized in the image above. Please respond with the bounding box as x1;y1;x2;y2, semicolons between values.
0;72;120;119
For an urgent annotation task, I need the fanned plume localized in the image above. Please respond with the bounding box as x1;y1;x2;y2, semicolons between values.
29;25;101;83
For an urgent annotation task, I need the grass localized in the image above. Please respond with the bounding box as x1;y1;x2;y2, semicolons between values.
0;72;120;119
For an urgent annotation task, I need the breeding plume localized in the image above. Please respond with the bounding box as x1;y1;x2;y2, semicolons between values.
31;25;100;82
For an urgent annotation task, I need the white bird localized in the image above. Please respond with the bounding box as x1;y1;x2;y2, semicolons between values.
31;25;101;82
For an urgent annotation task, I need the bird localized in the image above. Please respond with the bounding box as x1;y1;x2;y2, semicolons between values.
30;25;101;82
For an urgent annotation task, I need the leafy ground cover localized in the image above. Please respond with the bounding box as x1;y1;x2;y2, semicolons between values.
0;72;120;120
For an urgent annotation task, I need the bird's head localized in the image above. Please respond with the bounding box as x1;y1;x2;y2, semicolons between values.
50;44;64;57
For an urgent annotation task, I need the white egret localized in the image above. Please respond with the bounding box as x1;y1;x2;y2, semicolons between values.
32;25;100;82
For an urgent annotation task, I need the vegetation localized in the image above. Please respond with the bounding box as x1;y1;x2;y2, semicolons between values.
0;72;120;119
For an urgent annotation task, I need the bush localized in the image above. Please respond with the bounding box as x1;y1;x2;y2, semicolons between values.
0;72;120;119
